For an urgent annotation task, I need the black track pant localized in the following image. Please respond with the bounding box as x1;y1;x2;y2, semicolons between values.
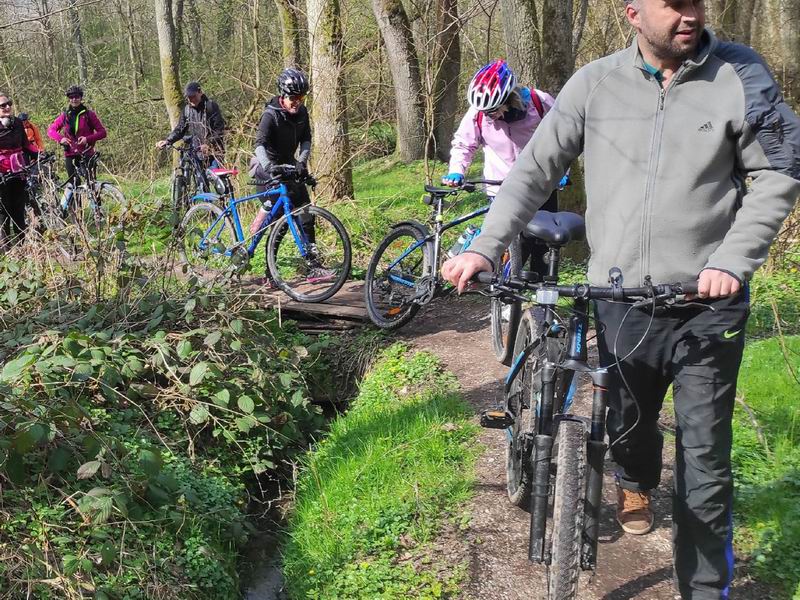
255;179;314;272
520;190;558;276
595;293;749;600
0;178;28;246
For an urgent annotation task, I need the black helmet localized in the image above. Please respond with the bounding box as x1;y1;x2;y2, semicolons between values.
65;85;84;98
277;68;309;96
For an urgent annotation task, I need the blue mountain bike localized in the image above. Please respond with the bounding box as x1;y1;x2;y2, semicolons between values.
178;164;351;302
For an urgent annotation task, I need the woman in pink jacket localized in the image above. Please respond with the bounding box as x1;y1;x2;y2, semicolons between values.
47;85;107;184
442;60;556;198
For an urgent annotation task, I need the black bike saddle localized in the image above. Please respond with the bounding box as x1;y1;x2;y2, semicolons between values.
523;211;585;246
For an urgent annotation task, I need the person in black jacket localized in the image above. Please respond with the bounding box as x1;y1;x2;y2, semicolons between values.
156;82;225;166
249;68;333;285
0;93;40;247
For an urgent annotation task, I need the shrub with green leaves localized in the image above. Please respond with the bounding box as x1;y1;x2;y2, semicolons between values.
0;266;331;598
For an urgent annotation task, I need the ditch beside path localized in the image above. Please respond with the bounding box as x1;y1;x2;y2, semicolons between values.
401;295;773;600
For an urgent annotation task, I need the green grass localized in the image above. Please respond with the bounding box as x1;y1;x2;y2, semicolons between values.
732;335;800;597
282;344;480;599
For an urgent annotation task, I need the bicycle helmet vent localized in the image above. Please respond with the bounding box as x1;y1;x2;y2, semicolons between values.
277;68;309;96
467;60;516;112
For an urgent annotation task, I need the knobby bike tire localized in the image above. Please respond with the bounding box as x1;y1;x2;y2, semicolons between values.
364;224;431;329
266;205;352;303
505;308;571;508
548;419;587;600
490;236;523;365
178;202;236;281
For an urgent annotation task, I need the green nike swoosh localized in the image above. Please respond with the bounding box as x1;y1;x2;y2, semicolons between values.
723;329;742;339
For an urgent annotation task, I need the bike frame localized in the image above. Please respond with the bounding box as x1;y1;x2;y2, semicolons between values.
387;195;489;289
178;145;209;194
193;182;310;260
503;245;610;571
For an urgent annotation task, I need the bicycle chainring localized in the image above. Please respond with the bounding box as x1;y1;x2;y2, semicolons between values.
230;246;250;273
414;276;437;305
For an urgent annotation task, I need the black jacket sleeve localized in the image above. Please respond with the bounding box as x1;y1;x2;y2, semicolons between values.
165;106;187;144
254;110;273;150
206;100;225;147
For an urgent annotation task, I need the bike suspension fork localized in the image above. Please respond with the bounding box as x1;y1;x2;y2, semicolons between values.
582;368;610;570
529;361;556;563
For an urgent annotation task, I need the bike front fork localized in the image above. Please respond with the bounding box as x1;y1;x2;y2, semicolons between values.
527;364;609;570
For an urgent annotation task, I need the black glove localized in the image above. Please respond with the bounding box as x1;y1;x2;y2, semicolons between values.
269;164;288;178
296;161;308;178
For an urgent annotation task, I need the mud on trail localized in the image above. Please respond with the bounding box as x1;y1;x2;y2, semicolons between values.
400;295;772;600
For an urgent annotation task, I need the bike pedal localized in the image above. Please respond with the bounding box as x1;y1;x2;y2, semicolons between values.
480;410;515;429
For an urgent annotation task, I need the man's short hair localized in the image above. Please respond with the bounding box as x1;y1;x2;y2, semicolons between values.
184;81;202;96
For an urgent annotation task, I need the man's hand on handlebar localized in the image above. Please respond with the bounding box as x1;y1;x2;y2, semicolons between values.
696;269;740;299
442;252;493;294
156;140;169;149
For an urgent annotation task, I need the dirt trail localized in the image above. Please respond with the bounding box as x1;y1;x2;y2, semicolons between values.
401;295;771;600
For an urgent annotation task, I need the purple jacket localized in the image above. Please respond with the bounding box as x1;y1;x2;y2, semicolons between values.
448;88;555;195
47;107;107;157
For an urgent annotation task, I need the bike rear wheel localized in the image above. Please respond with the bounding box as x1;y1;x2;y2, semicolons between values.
266;205;351;303
548;419;586;600
178;202;236;281
490;237;523;365
79;183;126;242
364;224;431;329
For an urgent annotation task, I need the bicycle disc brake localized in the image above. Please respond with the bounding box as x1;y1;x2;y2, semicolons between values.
413;276;437;305
230;246;250;274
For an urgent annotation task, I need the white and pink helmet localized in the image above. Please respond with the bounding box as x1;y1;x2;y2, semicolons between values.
467;59;517;112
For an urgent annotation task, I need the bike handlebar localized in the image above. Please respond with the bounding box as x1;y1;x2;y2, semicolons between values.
249;164;317;188
474;271;699;300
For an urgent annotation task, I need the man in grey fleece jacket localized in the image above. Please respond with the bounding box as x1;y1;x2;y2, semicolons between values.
443;1;799;599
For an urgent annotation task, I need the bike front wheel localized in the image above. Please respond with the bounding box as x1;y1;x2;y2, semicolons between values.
364;224;431;329
266;205;351;303
80;183;126;242
178;202;236;281
548;419;587;600
170;173;188;229
490;237;523;365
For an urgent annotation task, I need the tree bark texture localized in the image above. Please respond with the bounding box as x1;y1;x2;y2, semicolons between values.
275;0;305;68
777;0;800;101
371;0;426;161
538;0;574;94
154;0;184;128
499;0;539;87
307;0;354;200
69;5;89;86
429;0;461;162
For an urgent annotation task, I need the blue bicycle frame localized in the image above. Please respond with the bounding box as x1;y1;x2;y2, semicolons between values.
191;181;311;259
387;204;490;288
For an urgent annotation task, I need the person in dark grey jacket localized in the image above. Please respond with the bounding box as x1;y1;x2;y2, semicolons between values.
156;82;225;165
443;1;800;599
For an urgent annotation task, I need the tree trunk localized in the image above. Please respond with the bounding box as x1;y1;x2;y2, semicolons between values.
778;0;800;101
708;0;737;39
117;0;145;90
154;0;184;127
307;0;354;200
69;4;89;86
36;0;59;85
172;0;185;57
538;0;574;95
371;0;426;161
252;0;262;89
573;0;590;56
499;0;539;87
275;0;305;67
187;0;204;59
429;0;460;162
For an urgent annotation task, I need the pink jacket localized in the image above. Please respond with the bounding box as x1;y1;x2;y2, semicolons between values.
47;108;107;157
448;88;555;195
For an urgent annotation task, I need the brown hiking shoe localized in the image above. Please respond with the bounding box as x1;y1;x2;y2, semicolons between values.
616;485;654;535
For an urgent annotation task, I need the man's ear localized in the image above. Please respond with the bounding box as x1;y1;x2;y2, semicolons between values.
624;2;641;29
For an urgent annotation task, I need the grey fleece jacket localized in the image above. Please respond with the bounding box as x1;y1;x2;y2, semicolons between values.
468;30;800;286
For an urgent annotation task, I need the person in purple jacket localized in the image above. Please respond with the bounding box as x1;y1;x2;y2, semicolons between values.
442;59;560;272
47;85;107;184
